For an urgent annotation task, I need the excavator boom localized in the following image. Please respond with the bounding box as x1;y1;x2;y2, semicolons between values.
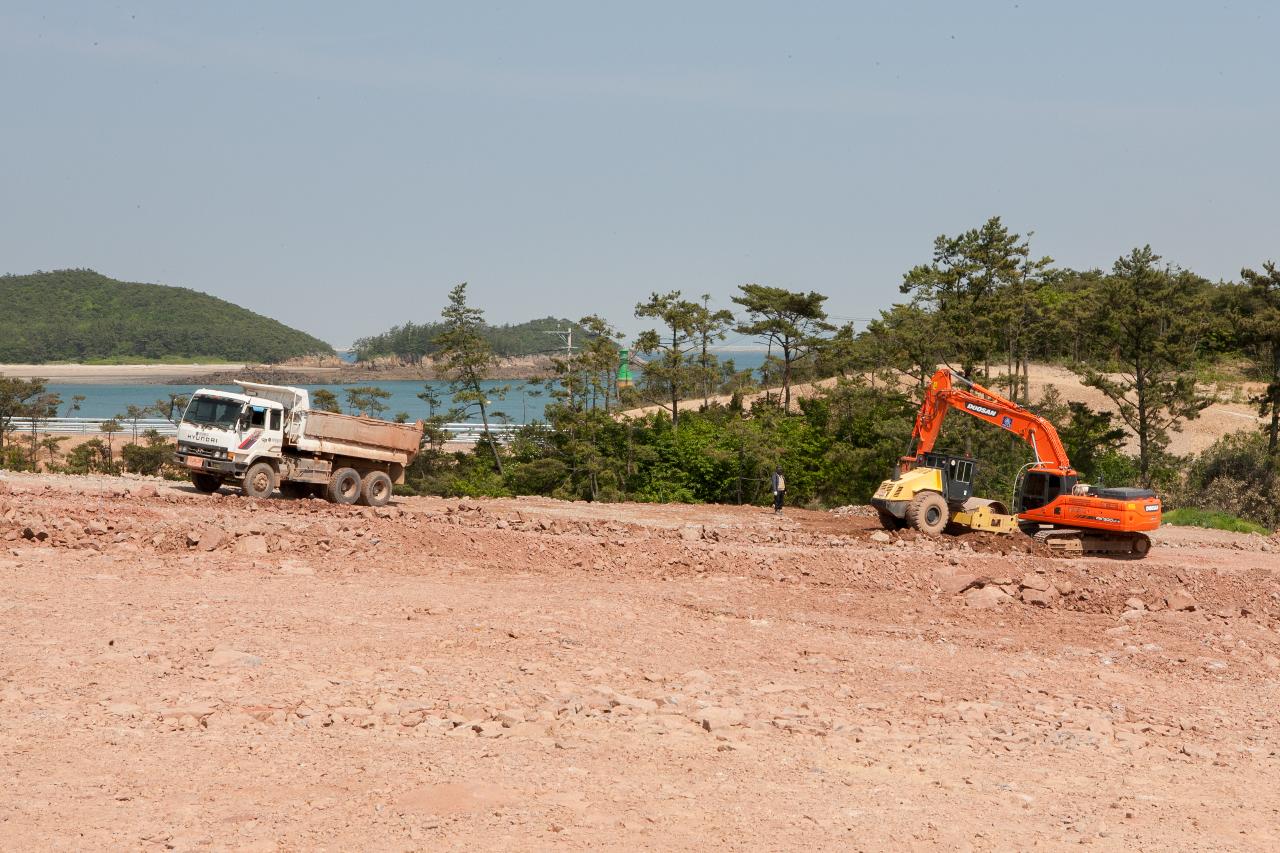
905;369;1072;474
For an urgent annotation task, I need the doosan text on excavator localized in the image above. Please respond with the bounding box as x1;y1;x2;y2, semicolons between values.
871;368;1161;557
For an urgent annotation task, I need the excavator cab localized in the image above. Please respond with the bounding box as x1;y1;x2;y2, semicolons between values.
1014;469;1078;513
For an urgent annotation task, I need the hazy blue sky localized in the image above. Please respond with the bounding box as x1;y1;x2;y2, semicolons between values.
2;2;1275;347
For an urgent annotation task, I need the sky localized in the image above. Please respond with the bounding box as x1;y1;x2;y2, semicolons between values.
1;2;1276;348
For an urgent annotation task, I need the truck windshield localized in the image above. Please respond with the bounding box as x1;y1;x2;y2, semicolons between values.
183;395;243;429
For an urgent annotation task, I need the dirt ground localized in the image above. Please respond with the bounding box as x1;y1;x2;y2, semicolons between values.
2;473;1279;851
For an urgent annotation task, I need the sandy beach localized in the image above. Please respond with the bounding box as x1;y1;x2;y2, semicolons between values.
0;356;557;384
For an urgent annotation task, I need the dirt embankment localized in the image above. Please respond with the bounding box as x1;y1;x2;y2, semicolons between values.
2;472;1279;849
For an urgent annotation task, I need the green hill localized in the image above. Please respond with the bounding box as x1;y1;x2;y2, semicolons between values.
353;316;596;362
0;269;334;363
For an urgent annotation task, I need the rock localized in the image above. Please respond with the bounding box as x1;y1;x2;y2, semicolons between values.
206;645;263;668
1124;597;1146;611
869;531;893;544
1179;742;1217;761
680;525;702;542
1165;589;1196;612
1020;587;1057;607
611;694;659;714
698;706;745;731
1020;573;1052;592
234;535;269;556
933;567;982;596
964;585;1013;609
84;521;108;536
1054;579;1075;595
188;527;225;551
1263;655;1280;671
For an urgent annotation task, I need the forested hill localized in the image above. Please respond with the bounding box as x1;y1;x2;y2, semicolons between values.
353;317;596;362
0;269;334;363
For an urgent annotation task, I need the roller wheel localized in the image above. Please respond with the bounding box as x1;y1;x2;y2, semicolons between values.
191;472;222;494
358;470;393;508
241;462;277;499
905;491;949;535
327;467;362;505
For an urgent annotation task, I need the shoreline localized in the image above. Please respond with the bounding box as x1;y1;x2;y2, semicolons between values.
0;356;559;385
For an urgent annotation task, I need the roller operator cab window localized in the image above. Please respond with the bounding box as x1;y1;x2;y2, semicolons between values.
183;395;243;430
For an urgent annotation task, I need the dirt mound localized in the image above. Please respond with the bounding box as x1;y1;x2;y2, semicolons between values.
1;474;1278;850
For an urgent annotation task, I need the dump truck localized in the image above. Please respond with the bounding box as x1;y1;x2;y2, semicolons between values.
872;368;1161;556
173;381;423;506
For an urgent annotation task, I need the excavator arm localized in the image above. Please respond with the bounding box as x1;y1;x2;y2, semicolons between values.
904;368;1073;474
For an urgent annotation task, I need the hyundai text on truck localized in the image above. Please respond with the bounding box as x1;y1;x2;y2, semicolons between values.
174;381;423;506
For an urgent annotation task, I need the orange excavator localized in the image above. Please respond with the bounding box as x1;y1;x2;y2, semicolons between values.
871;367;1161;557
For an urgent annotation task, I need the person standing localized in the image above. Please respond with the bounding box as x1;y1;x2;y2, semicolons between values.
771;466;786;514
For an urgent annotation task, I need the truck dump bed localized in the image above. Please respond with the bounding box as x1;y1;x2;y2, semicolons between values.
295;410;423;466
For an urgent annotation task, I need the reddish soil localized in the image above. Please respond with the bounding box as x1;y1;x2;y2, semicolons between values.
2;472;1279;850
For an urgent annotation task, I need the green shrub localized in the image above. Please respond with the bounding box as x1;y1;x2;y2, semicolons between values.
1170;430;1278;529
121;442;170;476
1162;507;1270;535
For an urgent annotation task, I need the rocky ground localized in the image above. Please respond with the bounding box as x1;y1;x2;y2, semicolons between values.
1;472;1278;851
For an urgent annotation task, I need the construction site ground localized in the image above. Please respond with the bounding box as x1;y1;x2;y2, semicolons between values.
1;473;1278;851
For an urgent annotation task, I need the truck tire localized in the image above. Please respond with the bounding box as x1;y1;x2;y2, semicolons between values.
327;467;362;504
242;462;277;499
905;491;949;535
191;472;222;494
358;470;393;508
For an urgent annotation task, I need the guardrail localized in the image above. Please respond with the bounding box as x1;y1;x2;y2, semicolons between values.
5;417;180;437
438;423;525;444
7;417;528;445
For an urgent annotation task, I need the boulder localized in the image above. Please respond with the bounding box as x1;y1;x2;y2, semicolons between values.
964;585;1013;609
1165;589;1196;612
1020;573;1052;592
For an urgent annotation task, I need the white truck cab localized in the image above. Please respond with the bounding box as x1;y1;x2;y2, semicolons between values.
174;382;422;506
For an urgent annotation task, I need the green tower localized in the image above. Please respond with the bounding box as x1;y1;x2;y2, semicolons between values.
616;349;634;389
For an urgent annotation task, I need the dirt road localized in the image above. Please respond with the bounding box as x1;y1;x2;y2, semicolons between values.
2;473;1278;850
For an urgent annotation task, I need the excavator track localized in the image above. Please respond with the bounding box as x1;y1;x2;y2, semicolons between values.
1033;528;1151;558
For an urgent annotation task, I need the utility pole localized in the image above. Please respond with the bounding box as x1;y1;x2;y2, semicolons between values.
543;327;576;407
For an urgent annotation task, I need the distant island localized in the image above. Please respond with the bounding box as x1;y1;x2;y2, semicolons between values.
353;317;597;362
0;269;333;364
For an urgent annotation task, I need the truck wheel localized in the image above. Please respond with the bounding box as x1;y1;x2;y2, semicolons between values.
242;462;277;499
906;491;949;535
327;467;362;504
358;470;393;507
191;472;222;494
